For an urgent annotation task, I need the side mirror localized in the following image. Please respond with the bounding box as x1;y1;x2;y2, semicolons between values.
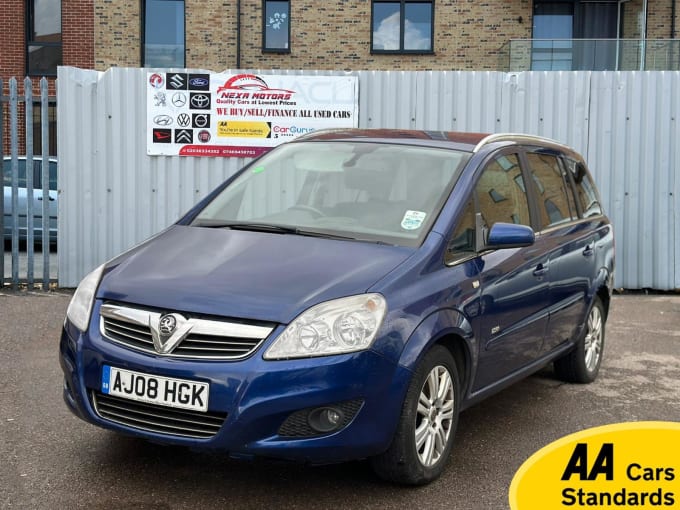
487;222;535;249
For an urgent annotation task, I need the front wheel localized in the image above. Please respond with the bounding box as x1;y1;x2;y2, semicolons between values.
554;297;606;383
371;345;460;485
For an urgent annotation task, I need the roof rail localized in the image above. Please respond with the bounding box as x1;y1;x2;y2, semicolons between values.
472;133;568;153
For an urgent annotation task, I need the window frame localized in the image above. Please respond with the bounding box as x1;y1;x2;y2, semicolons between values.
523;150;578;230
141;0;187;68
370;0;435;55
25;0;63;77
262;0;291;53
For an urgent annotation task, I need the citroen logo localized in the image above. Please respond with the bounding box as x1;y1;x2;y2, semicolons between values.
159;314;177;336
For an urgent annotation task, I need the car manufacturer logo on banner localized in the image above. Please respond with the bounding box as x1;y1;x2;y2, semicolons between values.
167;73;187;90
153;115;173;126
175;129;193;144
177;114;191;127
190;93;211;110
147;72;358;157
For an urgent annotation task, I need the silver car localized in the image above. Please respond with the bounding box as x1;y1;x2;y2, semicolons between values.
2;156;58;244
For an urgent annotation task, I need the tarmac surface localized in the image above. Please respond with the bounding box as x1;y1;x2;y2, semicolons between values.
1;291;679;509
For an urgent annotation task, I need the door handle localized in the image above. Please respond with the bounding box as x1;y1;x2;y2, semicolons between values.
583;245;594;257
532;264;549;277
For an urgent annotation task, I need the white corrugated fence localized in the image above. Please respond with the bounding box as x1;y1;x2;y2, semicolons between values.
57;67;679;289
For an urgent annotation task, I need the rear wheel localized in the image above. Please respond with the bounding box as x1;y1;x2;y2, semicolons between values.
554;297;606;383
371;345;460;485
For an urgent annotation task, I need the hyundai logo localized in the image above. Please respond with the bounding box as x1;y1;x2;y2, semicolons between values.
189;77;209;87
153;115;173;126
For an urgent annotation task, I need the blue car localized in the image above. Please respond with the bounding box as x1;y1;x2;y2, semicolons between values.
3;156;58;244
60;130;614;484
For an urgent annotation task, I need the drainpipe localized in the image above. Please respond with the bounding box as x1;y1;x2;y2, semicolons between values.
639;0;648;70
672;0;676;38
236;0;242;69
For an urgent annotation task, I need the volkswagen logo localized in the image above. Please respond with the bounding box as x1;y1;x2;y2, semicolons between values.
177;113;191;127
159;314;177;336
153;115;173;126
172;92;187;107
190;93;210;109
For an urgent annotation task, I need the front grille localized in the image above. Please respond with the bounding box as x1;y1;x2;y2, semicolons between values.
100;303;275;360
92;392;227;439
278;399;364;438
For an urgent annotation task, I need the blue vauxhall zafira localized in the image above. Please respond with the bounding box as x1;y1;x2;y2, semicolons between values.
60;129;615;485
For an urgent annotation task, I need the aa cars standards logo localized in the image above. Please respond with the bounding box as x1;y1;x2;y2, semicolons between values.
509;422;680;509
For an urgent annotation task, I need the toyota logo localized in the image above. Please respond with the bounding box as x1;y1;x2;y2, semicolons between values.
172;93;187;107
190;94;210;109
153;115;173;126
159;315;177;336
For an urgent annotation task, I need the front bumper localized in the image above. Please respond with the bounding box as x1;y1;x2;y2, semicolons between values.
59;304;412;464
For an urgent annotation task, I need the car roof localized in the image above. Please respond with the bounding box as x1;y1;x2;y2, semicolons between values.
293;129;579;158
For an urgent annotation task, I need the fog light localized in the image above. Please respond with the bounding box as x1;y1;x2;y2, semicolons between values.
308;407;345;433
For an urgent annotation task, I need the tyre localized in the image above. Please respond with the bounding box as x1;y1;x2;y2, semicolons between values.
371;345;460;485
554;297;606;383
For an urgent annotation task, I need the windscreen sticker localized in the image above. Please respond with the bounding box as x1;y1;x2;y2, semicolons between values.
401;210;427;230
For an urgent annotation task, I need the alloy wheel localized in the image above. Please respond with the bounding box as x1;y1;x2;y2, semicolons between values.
415;365;455;467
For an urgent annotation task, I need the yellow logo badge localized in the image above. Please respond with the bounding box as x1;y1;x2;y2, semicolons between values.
509;422;680;509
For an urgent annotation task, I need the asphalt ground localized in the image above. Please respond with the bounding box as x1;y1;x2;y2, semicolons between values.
1;292;679;509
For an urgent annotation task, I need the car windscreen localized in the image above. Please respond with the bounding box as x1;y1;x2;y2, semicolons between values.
192;141;469;247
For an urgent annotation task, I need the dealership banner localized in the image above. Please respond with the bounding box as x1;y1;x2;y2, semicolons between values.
146;72;359;157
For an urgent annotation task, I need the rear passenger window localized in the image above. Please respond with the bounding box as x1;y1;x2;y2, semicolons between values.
526;153;575;229
475;154;531;228
565;158;602;218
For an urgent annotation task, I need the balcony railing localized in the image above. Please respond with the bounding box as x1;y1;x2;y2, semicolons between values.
500;39;680;71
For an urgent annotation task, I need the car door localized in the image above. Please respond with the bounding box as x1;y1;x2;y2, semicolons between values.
522;150;595;353
447;151;551;392
31;159;58;241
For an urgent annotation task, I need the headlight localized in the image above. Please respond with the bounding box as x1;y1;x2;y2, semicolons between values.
264;294;387;360
66;264;105;332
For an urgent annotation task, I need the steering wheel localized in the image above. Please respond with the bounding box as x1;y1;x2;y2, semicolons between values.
288;205;326;218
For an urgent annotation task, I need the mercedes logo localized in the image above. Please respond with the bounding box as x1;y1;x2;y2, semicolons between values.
159;314;177;336
190;94;210;109
153;115;173;126
172;92;187;107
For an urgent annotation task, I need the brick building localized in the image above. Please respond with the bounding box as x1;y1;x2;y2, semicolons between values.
2;0;679;155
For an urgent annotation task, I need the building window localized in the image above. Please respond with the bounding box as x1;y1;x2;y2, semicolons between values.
263;1;290;52
143;0;185;68
26;0;62;76
371;0;434;53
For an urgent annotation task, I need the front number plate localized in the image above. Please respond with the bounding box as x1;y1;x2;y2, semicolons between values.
101;365;209;412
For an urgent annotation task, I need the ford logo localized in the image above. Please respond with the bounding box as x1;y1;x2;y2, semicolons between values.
190;77;209;87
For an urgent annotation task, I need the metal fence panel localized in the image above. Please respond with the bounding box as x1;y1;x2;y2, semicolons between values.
1;77;55;289
57;67;680;290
